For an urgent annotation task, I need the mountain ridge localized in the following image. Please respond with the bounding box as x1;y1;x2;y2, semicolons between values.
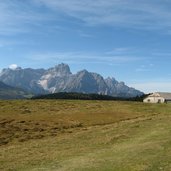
0;63;143;97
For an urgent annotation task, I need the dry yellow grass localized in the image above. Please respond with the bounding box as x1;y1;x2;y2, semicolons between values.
0;100;171;170
0;100;161;145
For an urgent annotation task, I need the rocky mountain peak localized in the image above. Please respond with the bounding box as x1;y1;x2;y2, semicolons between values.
53;63;71;76
77;69;89;76
105;77;118;85
106;77;117;81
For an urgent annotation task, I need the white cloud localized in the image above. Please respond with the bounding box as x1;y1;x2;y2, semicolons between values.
33;0;171;31
26;51;141;65
9;64;18;70
106;47;133;55
0;1;51;35
136;63;155;72
1;0;171;36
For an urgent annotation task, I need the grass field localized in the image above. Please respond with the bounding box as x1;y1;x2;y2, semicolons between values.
0;100;171;171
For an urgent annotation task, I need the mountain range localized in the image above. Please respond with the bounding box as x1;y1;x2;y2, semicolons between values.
0;63;143;98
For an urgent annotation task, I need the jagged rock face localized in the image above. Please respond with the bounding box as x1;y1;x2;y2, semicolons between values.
0;67;46;94
60;70;109;94
105;77;118;94
0;63;143;97
38;63;72;93
52;63;71;76
105;78;143;97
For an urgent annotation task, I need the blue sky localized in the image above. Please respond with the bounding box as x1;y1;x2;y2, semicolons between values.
0;0;171;93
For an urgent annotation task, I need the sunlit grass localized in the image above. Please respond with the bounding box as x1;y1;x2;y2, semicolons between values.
0;100;171;170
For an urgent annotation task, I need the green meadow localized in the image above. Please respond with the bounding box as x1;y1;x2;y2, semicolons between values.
0;100;171;171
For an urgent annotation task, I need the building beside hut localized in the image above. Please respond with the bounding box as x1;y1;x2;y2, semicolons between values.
143;92;171;103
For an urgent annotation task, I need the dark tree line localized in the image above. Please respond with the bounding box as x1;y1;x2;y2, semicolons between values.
31;92;148;102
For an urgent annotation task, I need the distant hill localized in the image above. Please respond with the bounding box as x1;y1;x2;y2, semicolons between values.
0;81;33;99
32;92;145;101
0;63;144;98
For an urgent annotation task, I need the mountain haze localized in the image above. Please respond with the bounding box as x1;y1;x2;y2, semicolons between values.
0;63;143;97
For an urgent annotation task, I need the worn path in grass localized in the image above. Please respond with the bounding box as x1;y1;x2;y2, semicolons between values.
0;100;171;171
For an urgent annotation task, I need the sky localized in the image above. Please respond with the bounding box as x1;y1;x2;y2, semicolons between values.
0;0;171;93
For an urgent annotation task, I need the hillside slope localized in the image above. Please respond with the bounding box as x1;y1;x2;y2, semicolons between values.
0;81;32;99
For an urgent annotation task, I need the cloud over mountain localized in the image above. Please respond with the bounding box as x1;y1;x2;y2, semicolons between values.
9;64;18;70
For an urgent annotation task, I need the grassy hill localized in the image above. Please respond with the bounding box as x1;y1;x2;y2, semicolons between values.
0;100;171;170
0;81;33;99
